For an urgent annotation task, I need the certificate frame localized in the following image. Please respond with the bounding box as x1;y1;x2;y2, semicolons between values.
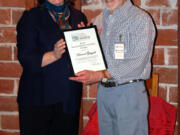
63;25;107;74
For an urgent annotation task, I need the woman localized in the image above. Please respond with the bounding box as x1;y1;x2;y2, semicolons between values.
16;0;87;134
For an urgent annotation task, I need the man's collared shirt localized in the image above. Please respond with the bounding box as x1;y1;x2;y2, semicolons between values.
100;0;156;84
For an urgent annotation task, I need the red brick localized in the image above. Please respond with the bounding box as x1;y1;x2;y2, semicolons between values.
145;0;171;7
1;115;19;130
0;46;12;60
167;48;177;65
152;48;164;65
15;79;19;95
82;83;98;98
0;131;19;135
82;84;88;98
146;9;160;25
0;28;16;43
82;99;95;116
162;9;178;26
83;9;102;22
153;68;177;84
14;46;18;61
0;96;18;111
177;111;179;125
12;9;24;25
0;0;25;7
174;124;178;135
89;83;98;98
158;85;167;101
0;80;14;94
156;29;177;45
0;62;22;78
0;9;11;25
83;119;89;129
169;86;178;103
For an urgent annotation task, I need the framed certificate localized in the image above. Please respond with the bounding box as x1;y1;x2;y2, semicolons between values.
63;26;107;74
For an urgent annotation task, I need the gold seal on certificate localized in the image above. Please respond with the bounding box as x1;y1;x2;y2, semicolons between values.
64;26;107;74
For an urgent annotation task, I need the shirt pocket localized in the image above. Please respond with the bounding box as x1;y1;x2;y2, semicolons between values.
112;30;130;60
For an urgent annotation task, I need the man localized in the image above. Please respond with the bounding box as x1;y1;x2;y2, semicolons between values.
70;0;156;134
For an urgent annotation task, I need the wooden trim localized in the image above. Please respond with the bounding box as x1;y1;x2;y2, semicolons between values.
150;74;158;97
145;74;158;97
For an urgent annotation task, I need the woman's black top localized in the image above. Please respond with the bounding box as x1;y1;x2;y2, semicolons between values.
16;6;87;113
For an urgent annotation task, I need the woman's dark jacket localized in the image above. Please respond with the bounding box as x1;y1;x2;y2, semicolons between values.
16;6;87;113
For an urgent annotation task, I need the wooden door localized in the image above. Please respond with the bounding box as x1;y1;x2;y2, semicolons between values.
25;0;83;135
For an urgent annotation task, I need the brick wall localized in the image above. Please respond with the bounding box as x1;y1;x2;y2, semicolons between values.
0;0;178;135
82;0;178;134
0;0;24;134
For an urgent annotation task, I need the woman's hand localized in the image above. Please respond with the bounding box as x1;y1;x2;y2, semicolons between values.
69;70;103;85
41;39;66;67
53;39;66;59
77;21;86;28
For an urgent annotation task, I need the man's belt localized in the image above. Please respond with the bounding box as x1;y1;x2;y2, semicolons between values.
101;79;144;88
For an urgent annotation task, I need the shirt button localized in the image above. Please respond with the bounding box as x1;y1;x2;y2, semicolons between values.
106;32;110;36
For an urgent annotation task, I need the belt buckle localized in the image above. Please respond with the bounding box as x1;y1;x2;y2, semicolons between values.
109;81;116;87
101;81;116;88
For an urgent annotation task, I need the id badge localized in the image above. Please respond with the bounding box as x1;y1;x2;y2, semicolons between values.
114;43;124;59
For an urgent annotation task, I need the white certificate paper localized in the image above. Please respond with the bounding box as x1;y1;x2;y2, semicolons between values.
64;26;107;74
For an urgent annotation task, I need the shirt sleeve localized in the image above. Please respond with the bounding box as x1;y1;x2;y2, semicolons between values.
107;15;156;83
16;10;44;74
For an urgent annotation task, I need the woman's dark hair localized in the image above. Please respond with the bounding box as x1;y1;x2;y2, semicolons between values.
37;0;74;7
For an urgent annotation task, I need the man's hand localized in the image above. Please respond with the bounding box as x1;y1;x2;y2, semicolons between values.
69;70;103;85
98;29;102;35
